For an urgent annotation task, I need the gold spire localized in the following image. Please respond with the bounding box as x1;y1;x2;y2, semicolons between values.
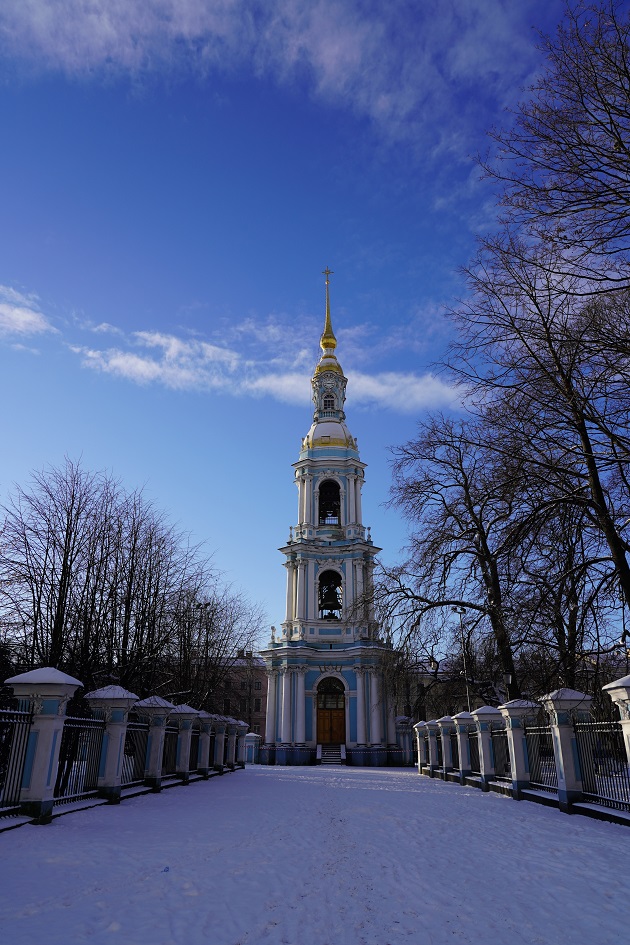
320;266;337;353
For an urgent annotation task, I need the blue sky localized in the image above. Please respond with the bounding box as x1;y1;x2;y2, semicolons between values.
0;0;564;636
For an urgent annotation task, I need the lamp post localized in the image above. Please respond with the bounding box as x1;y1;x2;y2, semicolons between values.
452;606;472;712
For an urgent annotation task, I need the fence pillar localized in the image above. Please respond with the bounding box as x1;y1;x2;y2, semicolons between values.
413;722;427;773
471;706;503;790
226;722;238;770
498;699;539;799
5;667;82;824
436;716;454;777
85;685;139;803
134;695;176;792
452;711;474;784
245;732;262;764
425;720;440;777
197;711;214;777
169;704;200;783
236;723;248;768
603;674;630;766
395;717;413;765
213;721;227;773
540;688;592;813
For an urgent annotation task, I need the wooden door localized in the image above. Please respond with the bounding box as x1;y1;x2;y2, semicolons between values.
317;707;345;744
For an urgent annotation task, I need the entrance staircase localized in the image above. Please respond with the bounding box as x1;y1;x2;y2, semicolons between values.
317;744;346;766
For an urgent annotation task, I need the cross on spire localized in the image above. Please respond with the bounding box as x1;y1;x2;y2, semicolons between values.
322;266;334;285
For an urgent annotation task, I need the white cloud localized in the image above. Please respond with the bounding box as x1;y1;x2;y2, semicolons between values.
70;321;460;413
0;0;556;145
0;285;55;337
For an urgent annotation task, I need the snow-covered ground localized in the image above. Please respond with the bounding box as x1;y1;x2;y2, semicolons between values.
0;766;628;945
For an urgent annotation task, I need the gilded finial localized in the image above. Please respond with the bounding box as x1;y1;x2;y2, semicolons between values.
320;266;336;353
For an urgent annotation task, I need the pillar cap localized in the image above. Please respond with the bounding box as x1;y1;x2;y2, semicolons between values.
169;703;200;717
471;705;503;718
413;721;427;730
85;685;139;703
452;711;475;721
498;699;539;712
540;688;592;708
5;666;82;687
603;674;630;699
134;695;176;717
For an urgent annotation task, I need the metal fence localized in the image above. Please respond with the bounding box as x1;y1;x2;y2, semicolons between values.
524;722;558;792
162;724;179;775
435;731;443;768
121;718;150;785
574;718;630;813
0;705;33;814
54;715;105;804
468;729;480;775
490;722;511;781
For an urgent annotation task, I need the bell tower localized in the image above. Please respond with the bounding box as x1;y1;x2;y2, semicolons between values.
279;267;379;643
261;269;398;767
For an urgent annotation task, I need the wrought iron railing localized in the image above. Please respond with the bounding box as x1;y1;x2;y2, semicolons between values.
436;732;443;768
0;704;33;814
490;722;511;781
162;724;179;775
121;718;150;785
54;715;105;804
524;723;558;792
573;718;630;812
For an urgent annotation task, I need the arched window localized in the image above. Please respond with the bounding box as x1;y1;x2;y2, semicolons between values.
319;569;342;620
319;479;340;525
317;676;345;709
323;394;335;410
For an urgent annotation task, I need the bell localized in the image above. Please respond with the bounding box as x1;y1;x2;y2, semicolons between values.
320;591;341;611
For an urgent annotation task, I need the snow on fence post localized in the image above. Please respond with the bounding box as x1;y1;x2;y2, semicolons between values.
602;675;630;767
425;720;440;777
540;689;592;813
471;706;503;790
236;723;248;768
413;721;427;773
84;685;139;804
197;711;214;777
437;716;454;778
134;696;176;792
452;712;474;784
169;704;200;783
213;720;227;774
226;721;238;771
498;699;539;800
5;667;82;824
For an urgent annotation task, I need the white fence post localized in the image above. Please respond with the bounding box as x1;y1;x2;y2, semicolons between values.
540;688;592;813
169;704;200;783
452;711;474;784
85;685;139;803
498;699;539;799
425;720;440;777
413;721;427;773
197;711;214;777
437;716;454;778
471;706;503;790
603;674;630;766
134;696;176;791
213;720;227;773
5;667;82;823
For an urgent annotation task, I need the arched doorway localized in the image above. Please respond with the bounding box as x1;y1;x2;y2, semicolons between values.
317;676;346;744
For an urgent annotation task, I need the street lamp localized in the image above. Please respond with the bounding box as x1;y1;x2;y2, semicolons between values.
452;606;472;712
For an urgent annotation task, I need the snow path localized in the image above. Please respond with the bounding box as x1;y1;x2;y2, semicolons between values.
0;766;628;945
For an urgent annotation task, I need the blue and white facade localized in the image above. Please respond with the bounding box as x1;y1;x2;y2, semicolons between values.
260;273;397;765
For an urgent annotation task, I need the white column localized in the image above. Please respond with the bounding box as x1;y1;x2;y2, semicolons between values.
295;667;306;744
298;475;306;524
355;668;367;745
369;670;382;745
285;562;294;623
265;670;277;744
355;560;364;600
340;487;346;526
307;560;315;620
355;478;363;524
280;668;292;744
306;476;313;524
296;561;305;620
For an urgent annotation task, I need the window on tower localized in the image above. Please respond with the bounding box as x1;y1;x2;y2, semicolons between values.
319;479;340;525
323;394;335;410
319;569;342;620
